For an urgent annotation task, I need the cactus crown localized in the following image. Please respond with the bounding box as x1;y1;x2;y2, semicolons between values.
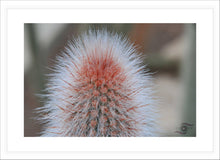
37;30;158;137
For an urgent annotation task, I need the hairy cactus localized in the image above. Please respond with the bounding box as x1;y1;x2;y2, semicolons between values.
37;30;158;137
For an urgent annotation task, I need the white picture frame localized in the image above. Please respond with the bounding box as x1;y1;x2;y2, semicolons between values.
0;0;219;159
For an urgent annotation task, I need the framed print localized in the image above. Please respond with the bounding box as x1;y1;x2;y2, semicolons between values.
1;0;219;159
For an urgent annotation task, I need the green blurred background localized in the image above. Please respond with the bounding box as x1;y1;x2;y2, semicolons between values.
24;24;196;137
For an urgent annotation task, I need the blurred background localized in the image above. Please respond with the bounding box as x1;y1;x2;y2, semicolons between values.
24;24;196;137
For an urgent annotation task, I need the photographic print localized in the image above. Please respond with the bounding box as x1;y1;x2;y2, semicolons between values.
2;0;219;158
24;23;196;137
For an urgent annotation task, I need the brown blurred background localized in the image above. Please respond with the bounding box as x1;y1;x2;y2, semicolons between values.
24;24;196;137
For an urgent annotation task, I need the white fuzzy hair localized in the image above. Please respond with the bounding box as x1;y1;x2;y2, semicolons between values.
36;30;160;137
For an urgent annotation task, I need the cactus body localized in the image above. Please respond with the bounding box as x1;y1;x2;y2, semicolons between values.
38;30;158;137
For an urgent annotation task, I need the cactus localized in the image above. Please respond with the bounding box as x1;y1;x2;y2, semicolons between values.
37;30;159;137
